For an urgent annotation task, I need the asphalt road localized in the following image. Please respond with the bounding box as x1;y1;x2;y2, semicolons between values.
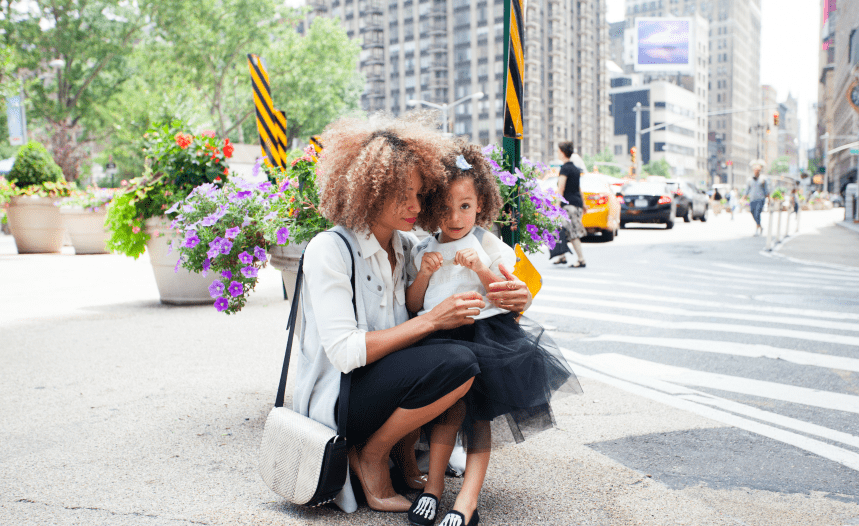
1;208;858;525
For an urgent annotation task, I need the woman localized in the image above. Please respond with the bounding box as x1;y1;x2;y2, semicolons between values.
291;113;532;514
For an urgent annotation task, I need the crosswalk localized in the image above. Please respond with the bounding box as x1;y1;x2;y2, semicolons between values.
530;259;859;474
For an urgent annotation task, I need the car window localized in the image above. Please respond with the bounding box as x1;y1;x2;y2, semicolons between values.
581;176;610;193
623;183;666;195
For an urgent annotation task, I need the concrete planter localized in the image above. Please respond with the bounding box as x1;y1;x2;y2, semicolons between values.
7;195;65;253
270;241;309;301
60;207;110;254
145;216;214;305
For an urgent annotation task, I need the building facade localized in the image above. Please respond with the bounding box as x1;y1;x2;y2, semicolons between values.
777;93;800;175
759;84;778;167
306;0;611;163
624;0;762;187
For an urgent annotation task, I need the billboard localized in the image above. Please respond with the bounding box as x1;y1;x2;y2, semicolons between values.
634;18;694;73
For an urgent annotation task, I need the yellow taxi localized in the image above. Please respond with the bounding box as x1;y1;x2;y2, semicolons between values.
580;173;621;241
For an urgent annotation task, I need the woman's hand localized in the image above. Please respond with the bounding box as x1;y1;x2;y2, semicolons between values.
427;291;485;330
486;264;532;313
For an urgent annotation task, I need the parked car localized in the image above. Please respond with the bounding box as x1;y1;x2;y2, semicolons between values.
581;174;621;241
620;182;676;229
665;179;709;222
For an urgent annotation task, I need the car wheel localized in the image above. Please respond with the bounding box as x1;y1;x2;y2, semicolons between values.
684;206;692;222
603;228;614;242
699;205;708;222
665;220;674;230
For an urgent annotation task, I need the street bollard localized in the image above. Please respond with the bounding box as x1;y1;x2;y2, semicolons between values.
796;206;800;233
776;202;783;243
784;203;791;240
766;199;775;250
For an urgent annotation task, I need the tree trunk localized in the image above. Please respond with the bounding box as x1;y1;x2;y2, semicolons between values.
48;120;87;182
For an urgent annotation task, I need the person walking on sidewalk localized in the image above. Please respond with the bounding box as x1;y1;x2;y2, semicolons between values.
557;141;587;268
744;161;769;236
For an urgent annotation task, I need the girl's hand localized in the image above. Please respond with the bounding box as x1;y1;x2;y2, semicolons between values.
454;248;485;272
419;252;443;277
427;292;485;330
486;264;531;312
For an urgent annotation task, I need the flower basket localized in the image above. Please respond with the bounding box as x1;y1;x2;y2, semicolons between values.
145;216;215;305
270;241;309;301
7;195;66;253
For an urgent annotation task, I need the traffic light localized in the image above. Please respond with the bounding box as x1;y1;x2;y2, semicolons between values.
630;146;637;164
773;112;780;126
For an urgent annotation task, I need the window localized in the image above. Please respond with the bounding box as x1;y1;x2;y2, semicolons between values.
615;145;623;155
851;29;859;65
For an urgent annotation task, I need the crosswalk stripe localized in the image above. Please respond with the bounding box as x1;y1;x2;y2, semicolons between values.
578;352;859;414
581;335;859;373
529;304;859;346
537;292;859;332
662;263;843;290
679;394;859;450
713;262;859;281
560;349;859;472
540;285;859;321
539;274;749;299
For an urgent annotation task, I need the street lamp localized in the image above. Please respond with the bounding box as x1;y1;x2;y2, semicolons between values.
408;92;484;135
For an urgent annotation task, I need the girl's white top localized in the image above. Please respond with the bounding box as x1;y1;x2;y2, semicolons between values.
408;226;516;320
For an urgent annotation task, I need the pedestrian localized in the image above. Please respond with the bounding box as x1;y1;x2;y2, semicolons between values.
744;160;769;236
293;113;534;514
728;187;739;220
406;142;581;526
713;188;723;202
556;141;588;268
791;187;800;215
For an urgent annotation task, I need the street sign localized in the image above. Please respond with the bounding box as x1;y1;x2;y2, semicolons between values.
6;96;25;146
850;147;859;155
726;160;733;166
247;54;289;170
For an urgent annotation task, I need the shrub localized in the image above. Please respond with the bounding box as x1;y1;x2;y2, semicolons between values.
7;140;63;188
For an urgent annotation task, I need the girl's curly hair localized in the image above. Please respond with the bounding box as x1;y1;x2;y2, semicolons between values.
315;111;453;232
418;139;502;233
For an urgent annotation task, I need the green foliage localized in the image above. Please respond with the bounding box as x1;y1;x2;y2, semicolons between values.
770;155;790;175
642;158;672;178
105;191;150;259
7;141;64;187
583;149;623;177
58;187;116;210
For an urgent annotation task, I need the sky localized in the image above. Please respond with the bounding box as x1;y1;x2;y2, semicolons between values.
606;0;822;145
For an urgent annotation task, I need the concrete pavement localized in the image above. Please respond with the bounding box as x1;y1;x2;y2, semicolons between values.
1;208;858;525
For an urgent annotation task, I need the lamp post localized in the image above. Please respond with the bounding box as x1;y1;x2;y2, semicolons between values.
408;91;484;136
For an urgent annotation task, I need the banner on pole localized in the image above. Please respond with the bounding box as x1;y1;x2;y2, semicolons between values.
6;96;25;146
503;0;524;139
247;54;289;169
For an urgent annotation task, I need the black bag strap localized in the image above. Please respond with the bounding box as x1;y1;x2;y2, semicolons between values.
274;229;356;438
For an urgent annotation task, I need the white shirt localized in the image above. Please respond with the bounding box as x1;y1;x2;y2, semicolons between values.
301;229;409;373
409;227;516;320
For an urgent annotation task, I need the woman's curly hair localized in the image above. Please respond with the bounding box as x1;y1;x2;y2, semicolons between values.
315;111;453;232
418;139;502;233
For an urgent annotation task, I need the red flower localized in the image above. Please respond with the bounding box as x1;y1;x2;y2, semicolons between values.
215;176;222;182
201;130;216;138
175;133;192;149
223;144;234;158
223;167;229;176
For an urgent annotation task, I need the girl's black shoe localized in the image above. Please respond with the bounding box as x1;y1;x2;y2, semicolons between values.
408;493;439;526
438;509;479;526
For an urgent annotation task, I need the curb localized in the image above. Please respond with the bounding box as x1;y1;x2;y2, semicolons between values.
759;228;859;273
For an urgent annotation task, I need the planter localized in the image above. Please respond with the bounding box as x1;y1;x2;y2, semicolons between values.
6;195;66;254
145;216;214;305
60;208;110;254
270;241;309;301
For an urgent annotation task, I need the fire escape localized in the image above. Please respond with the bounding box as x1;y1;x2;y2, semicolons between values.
428;0;449;105
362;0;386;112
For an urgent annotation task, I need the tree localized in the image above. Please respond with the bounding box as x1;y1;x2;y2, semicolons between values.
1;0;156;180
583;149;623;177
643;158;672;178
770;155;790;175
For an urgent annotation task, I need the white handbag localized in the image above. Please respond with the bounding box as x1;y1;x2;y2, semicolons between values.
258;231;355;507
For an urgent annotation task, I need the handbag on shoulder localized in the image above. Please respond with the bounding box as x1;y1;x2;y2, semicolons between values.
258;231;356;507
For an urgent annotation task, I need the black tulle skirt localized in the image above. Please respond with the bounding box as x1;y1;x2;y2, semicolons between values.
418;312;582;450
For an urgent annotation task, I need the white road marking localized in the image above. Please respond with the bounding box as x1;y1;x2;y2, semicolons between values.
576;352;859;415
538;292;859;333
662;263;843;291
530;304;859;347
539;285;859;321
561;349;859;472
581;335;859;373
679;394;859;450
539;274;749;299
713;262;859;281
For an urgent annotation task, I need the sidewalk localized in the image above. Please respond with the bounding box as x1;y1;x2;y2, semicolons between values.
768;209;859;271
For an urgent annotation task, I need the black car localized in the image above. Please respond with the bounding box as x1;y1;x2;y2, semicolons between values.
665;179;709;222
620;182;677;229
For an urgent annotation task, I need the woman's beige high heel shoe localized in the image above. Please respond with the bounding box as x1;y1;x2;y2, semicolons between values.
348;447;411;512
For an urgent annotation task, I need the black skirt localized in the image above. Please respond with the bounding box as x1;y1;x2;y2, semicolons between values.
419;313;582;449
549;228;572;260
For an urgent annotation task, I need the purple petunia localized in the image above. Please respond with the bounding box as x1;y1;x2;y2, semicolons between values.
256;181;273;192
487;159;501;171
202;258;211;277
200;215;218;227
236;190;253;200
207;247;220;259
252;157;264;178
214;297;229;312
498;171;518;186
241;266;259;278
254;246;266;261
278;179;291;192
182;203;195;213
264;211;277;222
276;226;290;245
242;216;252;227
238;251;253;265
225;227;241;239
221;269;232;279
174;255;184;273
208;280;225;298
165;202;181;215
183;231;200;248
542;229;557;250
526;224;541;242
219;239;233;255
482;144;497;155
228;281;244;298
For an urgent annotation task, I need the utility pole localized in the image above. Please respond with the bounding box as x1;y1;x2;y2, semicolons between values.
634;102;643;180
822;132;829;194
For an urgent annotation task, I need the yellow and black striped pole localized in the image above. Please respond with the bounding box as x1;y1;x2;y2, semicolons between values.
501;0;524;246
247;54;289;169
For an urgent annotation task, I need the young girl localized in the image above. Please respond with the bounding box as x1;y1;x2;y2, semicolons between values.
405;142;582;526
